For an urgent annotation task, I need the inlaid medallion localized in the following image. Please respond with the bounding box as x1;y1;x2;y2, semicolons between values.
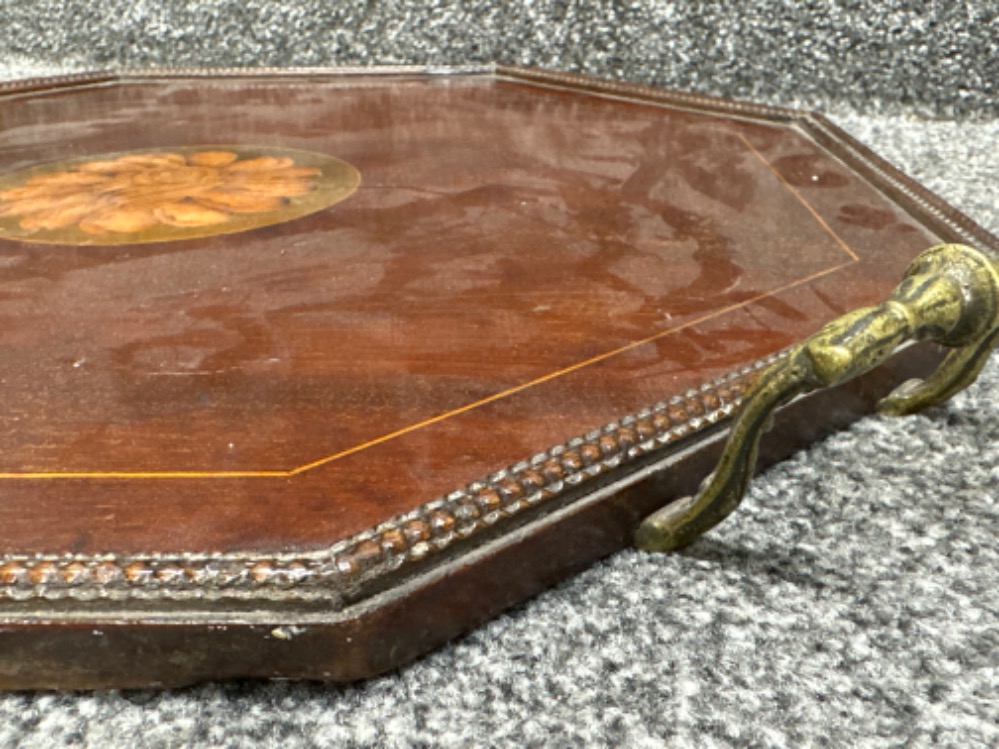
0;146;360;245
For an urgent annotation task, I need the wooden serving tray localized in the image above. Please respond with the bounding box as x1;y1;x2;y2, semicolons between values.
0;66;994;689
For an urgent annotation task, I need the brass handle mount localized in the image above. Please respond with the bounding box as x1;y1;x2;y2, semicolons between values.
635;243;999;553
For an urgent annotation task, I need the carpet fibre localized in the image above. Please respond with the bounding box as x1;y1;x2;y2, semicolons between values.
0;3;996;747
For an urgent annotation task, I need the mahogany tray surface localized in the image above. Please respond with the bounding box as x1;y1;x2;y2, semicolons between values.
0;66;993;689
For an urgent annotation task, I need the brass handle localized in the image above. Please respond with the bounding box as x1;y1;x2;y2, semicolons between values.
635;243;999;553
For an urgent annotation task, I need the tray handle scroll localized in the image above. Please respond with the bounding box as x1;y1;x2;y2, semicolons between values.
635;243;999;553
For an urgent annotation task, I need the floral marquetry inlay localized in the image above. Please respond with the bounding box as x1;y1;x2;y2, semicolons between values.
0;146;360;245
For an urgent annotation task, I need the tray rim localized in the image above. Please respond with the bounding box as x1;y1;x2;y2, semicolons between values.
0;64;995;614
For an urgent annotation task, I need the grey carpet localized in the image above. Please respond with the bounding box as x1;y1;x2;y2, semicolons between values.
0;2;997;747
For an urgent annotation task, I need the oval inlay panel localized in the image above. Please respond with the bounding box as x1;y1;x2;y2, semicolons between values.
0;146;360;245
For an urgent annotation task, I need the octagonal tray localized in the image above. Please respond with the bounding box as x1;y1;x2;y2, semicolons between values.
0;66;994;689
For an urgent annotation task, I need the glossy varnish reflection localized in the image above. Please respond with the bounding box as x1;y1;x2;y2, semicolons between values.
0;72;953;555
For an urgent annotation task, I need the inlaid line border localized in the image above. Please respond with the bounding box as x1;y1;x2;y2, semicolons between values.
0;66;855;480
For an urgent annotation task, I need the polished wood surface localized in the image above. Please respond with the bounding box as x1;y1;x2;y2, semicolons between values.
0;72;941;555
0;68;993;688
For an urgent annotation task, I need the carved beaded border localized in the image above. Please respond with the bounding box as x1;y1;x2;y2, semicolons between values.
0;354;781;604
0;65;995;607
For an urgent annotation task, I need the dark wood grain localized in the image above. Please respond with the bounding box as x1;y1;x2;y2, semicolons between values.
0;67;992;688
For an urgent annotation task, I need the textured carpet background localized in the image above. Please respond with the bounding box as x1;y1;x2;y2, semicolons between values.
0;2;997;747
